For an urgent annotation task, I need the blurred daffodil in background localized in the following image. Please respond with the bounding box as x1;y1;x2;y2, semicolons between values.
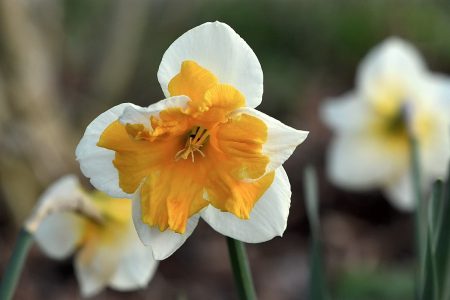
321;38;450;210
76;21;308;260
34;175;157;298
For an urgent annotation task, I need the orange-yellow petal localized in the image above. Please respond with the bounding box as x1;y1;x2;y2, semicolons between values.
168;60;218;105
78;196;132;266
198;83;245;123
150;107;193;138
206;171;275;219
90;193;131;223
98;121;152;193
98;120;181;194
140;162;208;233
209;112;269;180
168;61;245;122
203;112;272;218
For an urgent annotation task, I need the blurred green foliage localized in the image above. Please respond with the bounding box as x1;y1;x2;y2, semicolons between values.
61;0;450;122
334;267;414;300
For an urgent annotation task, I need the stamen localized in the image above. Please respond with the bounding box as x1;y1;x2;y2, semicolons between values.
175;126;209;162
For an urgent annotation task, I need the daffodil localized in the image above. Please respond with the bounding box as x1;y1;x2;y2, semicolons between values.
321;38;450;210
34;176;157;297
76;22;308;259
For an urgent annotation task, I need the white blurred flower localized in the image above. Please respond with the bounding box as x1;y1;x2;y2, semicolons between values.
76;22;308;260
34;175;157;297
321;38;450;210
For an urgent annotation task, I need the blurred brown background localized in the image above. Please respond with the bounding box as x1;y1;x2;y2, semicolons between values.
2;0;450;299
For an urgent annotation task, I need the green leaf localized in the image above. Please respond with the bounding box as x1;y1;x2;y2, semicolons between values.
430;174;450;300
421;224;437;300
421;173;450;300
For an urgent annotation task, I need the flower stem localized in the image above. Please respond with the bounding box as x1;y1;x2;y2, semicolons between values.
226;237;257;300
304;166;329;300
0;228;34;300
409;135;427;299
410;136;424;252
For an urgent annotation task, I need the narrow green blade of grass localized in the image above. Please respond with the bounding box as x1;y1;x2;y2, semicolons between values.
433;172;450;300
409;136;425;267
421;171;450;300
430;180;444;242
303;166;329;300
421;225;437;300
429;180;446;298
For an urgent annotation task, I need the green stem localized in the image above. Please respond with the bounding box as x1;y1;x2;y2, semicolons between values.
409;135;427;300
0;228;34;300
303;166;329;300
409;136;424;250
226;237;257;300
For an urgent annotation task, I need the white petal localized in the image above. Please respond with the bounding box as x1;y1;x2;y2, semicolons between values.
430;74;450;117
383;174;415;211
320;92;372;133
146;95;190;113
33;175;86;258
34;212;83;259
231;107;308;174
132;196;199;260
119;105;153;129
418;78;450;180
30;175;86;215
158;21;263;108
357;37;426;101
76;103;136;198
109;224;158;291
420;114;450;179
75;244;121;298
327;134;408;190
36;175;81;202
201;167;291;243
119;95;190;128
384;138;450;210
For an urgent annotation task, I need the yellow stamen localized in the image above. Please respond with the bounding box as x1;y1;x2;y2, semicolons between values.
175;126;209;162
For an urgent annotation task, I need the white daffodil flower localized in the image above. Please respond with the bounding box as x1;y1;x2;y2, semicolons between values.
34;176;157;297
321;38;450;211
76;22;308;260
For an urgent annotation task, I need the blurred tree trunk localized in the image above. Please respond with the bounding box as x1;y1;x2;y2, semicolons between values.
0;0;75;225
0;0;153;227
90;0;152;107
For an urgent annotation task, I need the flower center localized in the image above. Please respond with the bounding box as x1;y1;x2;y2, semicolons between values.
175;126;209;162
384;106;407;137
